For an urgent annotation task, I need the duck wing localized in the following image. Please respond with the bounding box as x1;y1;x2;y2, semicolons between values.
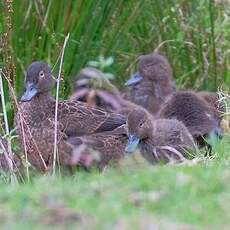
58;101;127;137
67;126;127;168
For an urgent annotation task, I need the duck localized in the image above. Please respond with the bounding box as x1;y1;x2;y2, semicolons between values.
70;67;124;112
123;53;177;114
68;125;127;170
15;61;127;171
70;66;145;116
158;91;223;149
125;109;196;163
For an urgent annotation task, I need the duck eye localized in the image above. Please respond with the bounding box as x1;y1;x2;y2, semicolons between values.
139;122;144;128
39;71;44;78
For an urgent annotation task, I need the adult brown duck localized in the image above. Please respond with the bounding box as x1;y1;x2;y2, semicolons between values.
123;53;176;115
15;61;126;171
125;109;196;163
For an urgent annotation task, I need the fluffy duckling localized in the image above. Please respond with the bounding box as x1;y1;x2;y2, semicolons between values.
159;91;223;149
15;61;126;171
70;67;124;111
71;67;146;116
123;53;176;114
125;109;196;163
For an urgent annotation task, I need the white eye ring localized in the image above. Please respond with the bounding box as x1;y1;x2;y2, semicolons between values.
39;71;45;78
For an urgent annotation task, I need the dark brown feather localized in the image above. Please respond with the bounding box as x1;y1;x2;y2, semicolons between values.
68;125;127;169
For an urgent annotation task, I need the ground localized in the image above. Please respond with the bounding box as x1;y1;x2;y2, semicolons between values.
0;140;230;229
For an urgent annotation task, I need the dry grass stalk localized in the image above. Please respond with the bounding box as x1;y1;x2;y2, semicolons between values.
4;0;15;91
218;89;230;115
52;33;70;176
154;40;195;53
0;68;17;183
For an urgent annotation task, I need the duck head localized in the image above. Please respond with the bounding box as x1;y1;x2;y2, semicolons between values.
21;61;56;102
125;109;152;153
124;53;172;87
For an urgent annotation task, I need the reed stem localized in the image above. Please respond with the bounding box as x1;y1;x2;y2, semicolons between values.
52;33;70;176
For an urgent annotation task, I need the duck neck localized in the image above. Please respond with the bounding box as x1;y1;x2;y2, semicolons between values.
30;91;55;109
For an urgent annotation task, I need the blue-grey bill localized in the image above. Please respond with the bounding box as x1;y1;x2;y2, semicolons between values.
21;83;38;102
125;135;140;153
124;72;143;87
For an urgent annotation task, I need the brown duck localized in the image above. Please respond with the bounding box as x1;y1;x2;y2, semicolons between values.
15;61;126;171
70;67;124;111
159;91;223;149
123;53;176;114
70;67;144;115
125;109;196;163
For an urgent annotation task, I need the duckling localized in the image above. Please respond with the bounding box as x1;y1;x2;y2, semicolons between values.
71;67;145;116
125;109;196;163
70;67;124;111
15;61;126;171
159;91;222;149
123;53;176;114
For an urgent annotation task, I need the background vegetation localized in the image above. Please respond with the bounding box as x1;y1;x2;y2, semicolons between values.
0;0;230;228
1;0;230;98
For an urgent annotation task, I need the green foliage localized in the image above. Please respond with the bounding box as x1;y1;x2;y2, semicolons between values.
1;0;229;100
88;55;115;80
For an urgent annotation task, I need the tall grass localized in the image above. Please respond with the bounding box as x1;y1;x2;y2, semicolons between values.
0;0;229;128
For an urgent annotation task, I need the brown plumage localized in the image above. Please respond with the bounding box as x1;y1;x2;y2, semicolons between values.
15;61;126;171
70;67;144;116
125;109;196;163
159;91;222;148
68;125;127;169
123;53;176;114
70;67;124;112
